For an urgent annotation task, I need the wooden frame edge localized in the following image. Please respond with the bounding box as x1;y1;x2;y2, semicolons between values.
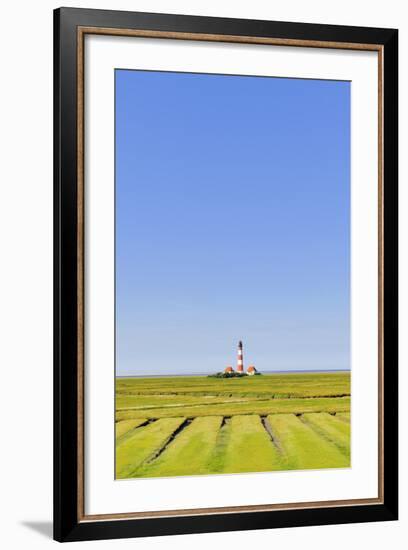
78;25;383;51
77;24;85;522
377;45;385;503
79;497;383;523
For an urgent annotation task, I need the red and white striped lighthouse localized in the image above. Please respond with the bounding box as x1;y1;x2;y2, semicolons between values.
236;340;244;373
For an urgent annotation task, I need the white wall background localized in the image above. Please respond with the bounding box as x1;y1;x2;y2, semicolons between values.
0;0;405;548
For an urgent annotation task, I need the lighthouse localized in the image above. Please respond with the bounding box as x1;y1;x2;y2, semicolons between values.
213;341;259;377
236;340;244;373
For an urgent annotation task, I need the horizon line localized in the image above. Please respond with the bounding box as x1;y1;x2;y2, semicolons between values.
116;368;351;379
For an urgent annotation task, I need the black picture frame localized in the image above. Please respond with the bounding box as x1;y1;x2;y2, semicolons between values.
54;7;398;542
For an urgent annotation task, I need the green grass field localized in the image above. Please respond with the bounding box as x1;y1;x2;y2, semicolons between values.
115;372;350;479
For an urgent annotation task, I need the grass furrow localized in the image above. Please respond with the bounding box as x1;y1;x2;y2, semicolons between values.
115;417;185;479
134;416;223;477
335;412;351;423
206;417;232;473
302;413;350;458
267;414;350;470
208;415;285;474
115;418;148;441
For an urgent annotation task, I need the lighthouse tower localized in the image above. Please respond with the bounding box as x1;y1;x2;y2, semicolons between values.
237;340;244;373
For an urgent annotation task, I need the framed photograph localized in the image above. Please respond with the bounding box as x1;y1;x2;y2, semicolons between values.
54;7;398;542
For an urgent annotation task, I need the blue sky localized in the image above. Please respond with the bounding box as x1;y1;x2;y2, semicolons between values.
115;69;350;376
